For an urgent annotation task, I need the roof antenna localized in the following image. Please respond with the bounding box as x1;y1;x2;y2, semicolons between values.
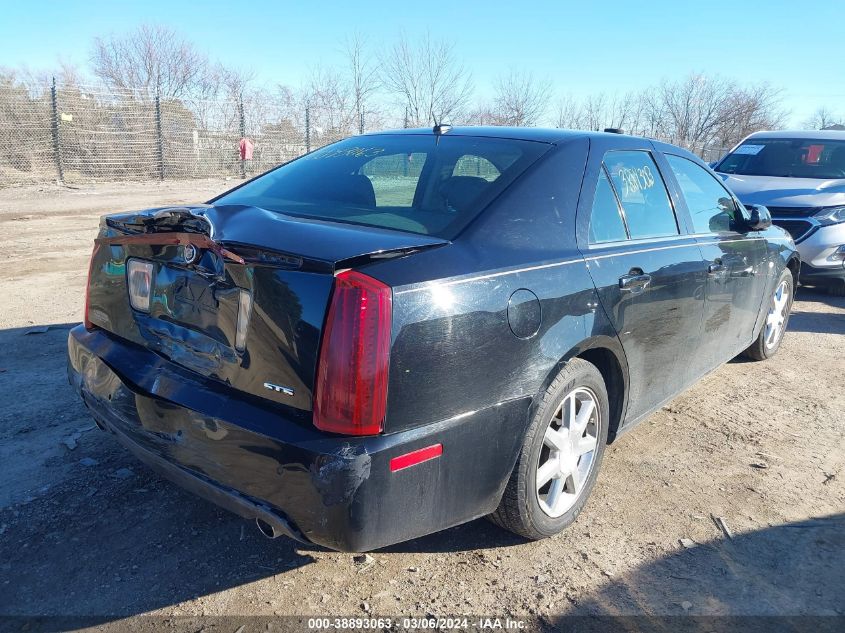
432;110;451;138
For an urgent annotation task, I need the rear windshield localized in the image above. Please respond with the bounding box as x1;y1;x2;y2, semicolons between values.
213;134;550;238
716;138;845;179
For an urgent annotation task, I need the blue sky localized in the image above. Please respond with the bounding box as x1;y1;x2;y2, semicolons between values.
1;0;842;125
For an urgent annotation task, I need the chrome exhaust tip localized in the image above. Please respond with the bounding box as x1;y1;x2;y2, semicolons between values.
256;517;283;539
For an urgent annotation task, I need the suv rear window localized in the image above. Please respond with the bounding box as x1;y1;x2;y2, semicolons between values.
716;138;845;179
213;135;549;238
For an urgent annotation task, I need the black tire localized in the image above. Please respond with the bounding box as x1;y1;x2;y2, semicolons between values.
743;268;794;361
489;358;609;540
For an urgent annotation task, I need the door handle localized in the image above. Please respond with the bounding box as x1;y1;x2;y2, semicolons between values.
619;272;652;292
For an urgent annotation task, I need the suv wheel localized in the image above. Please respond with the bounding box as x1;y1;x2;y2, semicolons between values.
490;358;609;540
743;268;794;361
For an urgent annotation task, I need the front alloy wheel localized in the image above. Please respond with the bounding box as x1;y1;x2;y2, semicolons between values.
743;268;794;361
764;279;790;350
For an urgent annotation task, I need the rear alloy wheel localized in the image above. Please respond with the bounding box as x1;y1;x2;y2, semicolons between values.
536;388;600;518
743;268;794;361
490;358;609;540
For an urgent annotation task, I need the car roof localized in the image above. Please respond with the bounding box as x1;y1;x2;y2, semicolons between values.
745;129;845;141
363;126;632;144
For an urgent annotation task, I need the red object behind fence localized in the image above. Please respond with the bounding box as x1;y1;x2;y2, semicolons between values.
239;138;254;160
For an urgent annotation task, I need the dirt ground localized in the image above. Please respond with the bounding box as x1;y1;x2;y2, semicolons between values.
0;180;843;628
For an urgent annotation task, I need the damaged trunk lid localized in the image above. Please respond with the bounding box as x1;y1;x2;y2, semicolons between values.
85;204;445;417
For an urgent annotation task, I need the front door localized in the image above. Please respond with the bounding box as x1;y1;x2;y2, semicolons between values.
577;140;708;423
662;153;768;373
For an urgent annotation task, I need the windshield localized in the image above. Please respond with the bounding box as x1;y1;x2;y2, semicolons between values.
212;134;550;239
716;138;845;179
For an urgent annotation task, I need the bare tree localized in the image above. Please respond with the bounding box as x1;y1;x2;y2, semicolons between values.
550;74;783;154
605;92;648;134
90;24;212;99
215;65;255;101
555;92;645;133
652;74;735;144
344;33;380;133
256;83;304;141
803;106;844;130
465;103;498;126
555;95;585;129
380;33;473;126
581;93;609;131
715;82;786;146
303;65;356;140
489;70;550;126
642;73;784;152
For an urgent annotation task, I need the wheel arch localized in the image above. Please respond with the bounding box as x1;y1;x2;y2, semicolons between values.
532;335;630;443
786;253;801;285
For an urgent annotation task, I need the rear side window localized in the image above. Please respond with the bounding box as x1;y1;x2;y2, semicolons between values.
666;154;740;234
604;151;678;239
589;168;628;243
213;135;549;239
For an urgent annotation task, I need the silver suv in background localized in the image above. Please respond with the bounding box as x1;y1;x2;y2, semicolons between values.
714;130;845;295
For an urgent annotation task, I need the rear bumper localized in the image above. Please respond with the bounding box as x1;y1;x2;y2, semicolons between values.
68;326;527;552
103;414;303;541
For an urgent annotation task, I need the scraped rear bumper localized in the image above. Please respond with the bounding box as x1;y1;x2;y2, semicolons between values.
67;326;525;551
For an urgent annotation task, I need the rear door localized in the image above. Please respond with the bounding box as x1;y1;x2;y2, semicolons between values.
576;137;708;422
662;152;768;371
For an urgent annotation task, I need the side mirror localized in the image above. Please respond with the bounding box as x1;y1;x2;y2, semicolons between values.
745;204;772;231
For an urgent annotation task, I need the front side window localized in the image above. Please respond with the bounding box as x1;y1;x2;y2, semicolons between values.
666;154;740;234
589;168;628;243
603;151;678;239
715;138;845;179
213;135;549;238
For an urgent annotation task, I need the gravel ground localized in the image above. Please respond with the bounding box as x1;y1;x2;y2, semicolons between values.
0;181;843;628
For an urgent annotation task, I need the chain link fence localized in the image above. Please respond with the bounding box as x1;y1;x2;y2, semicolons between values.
0;81;348;187
0;80;732;188
659;140;730;165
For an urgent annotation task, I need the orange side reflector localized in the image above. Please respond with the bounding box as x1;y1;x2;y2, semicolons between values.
390;444;443;472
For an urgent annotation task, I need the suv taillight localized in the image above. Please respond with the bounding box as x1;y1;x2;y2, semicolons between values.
314;270;392;435
83;243;100;330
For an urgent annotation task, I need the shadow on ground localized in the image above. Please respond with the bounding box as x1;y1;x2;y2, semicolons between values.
787;287;845;335
789;310;845;335
555;514;845;631
795;286;845;306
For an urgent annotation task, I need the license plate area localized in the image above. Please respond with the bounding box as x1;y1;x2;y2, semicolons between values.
150;265;240;348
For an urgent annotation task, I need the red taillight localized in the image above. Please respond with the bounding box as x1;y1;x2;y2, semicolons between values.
83;242;100;330
314;270;392;435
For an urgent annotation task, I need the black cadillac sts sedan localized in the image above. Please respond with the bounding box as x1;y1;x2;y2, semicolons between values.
68;128;798;552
